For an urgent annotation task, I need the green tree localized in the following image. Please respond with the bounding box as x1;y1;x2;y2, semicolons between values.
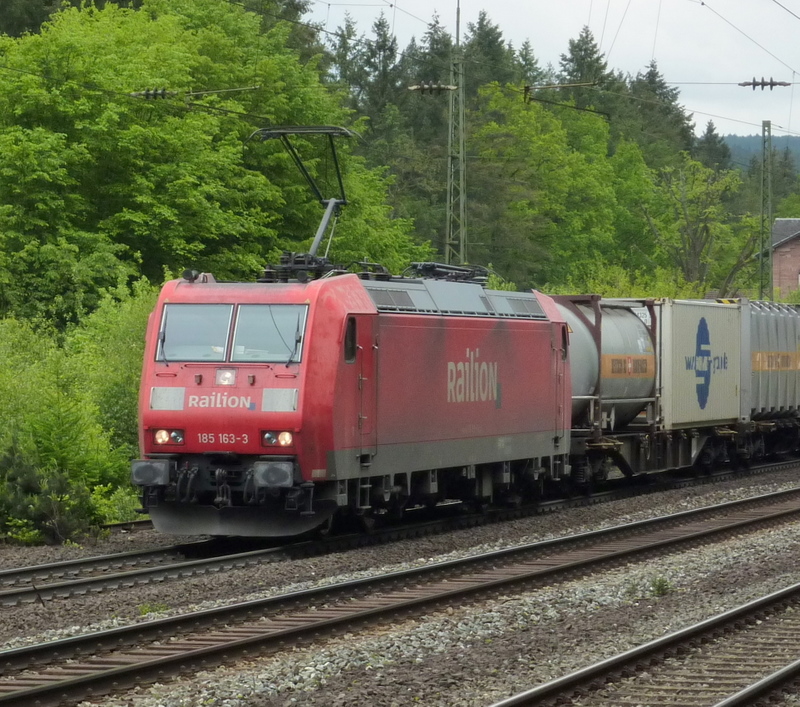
361;13;407;121
404;14;453;142
773;147;799;203
627;61;695;168
643;156;757;295
0;127;133;328
0;0;60;37
0;0;145;37
462;11;517;98
0;319;55;445
328;13;368;107
469;85;617;287
515;40;547;86
0;0;424;328
548;263;704;299
694;120;732;170
606;139;661;271
64;278;158;452
0;322;131;543
557;26;618;112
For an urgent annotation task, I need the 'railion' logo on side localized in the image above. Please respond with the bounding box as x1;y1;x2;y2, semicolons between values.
684;317;728;410
447;348;499;404
188;393;256;410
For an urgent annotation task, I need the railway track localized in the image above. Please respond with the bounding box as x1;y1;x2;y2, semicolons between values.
0;460;794;607
2;486;800;706
4;461;795;607
0;540;289;606
490;581;800;707
0;541;210;589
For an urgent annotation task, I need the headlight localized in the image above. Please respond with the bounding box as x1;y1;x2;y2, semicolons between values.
154;429;184;445
131;459;172;486
216;368;236;386
262;431;293;447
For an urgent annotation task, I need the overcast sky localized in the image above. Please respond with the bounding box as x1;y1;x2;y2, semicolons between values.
307;0;800;137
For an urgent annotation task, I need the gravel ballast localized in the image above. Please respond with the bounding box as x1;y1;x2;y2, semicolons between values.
0;472;797;706
103;522;800;707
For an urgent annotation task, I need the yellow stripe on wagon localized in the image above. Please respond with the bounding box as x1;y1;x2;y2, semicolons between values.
751;351;800;371
601;354;655;379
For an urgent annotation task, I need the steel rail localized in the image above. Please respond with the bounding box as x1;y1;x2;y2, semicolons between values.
100;519;153;532
713;657;800;706
2;474;798;607
489;581;800;707
2;487;800;706
0;542;209;589
0;544;289;606
1;459;797;607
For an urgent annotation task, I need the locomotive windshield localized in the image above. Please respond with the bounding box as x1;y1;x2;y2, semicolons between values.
156;303;309;363
158;304;232;362
231;304;308;363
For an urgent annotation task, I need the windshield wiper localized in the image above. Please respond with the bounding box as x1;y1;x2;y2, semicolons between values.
286;315;302;367
158;310;170;366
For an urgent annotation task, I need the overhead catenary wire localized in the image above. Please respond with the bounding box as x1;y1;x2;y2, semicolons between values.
3;2;798;140
651;0;662;62
260;4;800;137
769;0;800;23
696;0;800;75
599;0;611;49
605;0;633;63
300;0;800;138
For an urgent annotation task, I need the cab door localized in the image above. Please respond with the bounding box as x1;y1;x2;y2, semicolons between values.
357;315;378;457
554;323;569;442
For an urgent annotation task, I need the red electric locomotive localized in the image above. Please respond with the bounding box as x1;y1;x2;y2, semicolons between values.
131;265;571;536
130;127;571;536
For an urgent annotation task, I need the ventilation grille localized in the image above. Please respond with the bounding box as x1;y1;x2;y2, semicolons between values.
508;298;543;316
368;289;415;310
365;283;546;319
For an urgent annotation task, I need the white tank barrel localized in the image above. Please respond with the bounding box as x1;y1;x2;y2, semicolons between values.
554;296;656;429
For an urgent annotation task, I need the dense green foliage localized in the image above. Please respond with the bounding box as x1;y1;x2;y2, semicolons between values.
0;283;156;543
327;11;790;295
1;1;799;542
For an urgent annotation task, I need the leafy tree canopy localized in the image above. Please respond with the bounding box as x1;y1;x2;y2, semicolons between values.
0;0;427;328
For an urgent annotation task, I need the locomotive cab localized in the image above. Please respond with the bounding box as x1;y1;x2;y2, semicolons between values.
131;273;373;537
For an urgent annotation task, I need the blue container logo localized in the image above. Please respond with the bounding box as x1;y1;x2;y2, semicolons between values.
684;317;729;410
694;318;711;409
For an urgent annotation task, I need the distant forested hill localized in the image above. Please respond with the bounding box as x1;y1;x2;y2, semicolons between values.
724;134;800;169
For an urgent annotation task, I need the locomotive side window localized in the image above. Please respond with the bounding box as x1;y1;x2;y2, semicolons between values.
232;304;308;363
158;304;232;362
344;317;357;363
